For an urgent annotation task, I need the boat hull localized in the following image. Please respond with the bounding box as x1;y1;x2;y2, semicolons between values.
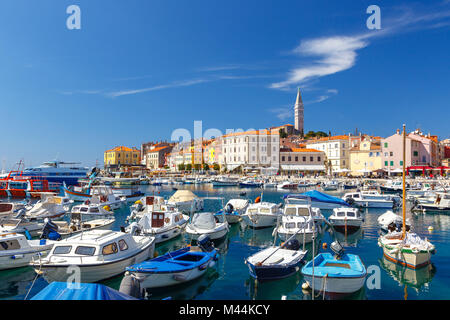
36;246;154;283
242;214;278;229
302;273;366;296
381;246;432;269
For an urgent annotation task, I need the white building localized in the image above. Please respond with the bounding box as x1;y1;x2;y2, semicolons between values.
306;135;351;173
221;129;280;171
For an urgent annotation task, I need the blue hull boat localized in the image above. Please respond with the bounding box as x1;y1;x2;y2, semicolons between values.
301;251;366;297
125;237;219;289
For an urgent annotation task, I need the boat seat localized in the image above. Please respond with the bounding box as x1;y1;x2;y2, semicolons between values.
189;246;203;252
324;262;351;269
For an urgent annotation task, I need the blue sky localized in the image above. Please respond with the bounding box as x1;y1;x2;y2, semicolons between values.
1;0;449;169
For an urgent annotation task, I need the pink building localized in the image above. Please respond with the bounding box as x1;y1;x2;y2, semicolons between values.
382;129;441;171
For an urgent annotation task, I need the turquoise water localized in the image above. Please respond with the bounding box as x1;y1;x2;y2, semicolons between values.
2;184;449;300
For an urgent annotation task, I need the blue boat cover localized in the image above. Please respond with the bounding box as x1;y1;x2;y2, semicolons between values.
31;282;138;300
285;190;349;207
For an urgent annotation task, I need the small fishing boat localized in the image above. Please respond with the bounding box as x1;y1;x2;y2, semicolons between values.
0;214;44;238
413;192;450;212
285;191;350;210
377;211;411;233
212;177;239;187
342;192;399;209
263;181;277;188
301;241;367;297
125;208;189;244
39;213;115;240
0;232;55;270
167;190;204;214
239;179;263;188
241;201;282;229
215;199;249;224
123;235;219;290
0;200;28;218
111;186;145;204
31;229;155;283
328;208;364;234
185;211;229;240
275;204;319;244
277;181;298;190
321;180;339;191
245;239;307;281
25;194;70;220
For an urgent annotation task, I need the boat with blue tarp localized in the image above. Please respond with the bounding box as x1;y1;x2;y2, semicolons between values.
284;190;350;209
31;282;137;300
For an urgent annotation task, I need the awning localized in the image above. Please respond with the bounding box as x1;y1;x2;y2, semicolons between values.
280;165;325;171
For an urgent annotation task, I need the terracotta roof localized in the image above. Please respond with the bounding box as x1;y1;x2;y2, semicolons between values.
105;146;140;153
307;135;349;143
280;147;322;153
147;146;171;153
223;129;279;138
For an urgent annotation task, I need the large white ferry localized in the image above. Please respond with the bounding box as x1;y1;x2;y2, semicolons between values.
2;160;89;186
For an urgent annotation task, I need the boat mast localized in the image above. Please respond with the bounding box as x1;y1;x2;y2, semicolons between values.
402;124;406;239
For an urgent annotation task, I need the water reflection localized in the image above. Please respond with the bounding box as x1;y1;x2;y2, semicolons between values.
0;267;37;299
379;257;436;293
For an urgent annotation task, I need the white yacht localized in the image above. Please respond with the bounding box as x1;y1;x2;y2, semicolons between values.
241;202;282;229
277;181;298;190
414;192;450;212
0;232;55;270
71;186;125;219
31;229;155;283
126;195;173;223
328;208;364;234
216;199;250;224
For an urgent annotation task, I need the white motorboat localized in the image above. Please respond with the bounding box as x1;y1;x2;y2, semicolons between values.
126;195;171;223
215;199;249;224
31;229;155;283
111;186;145;204
413;192;450;212
263;181;278;188
0;201;28;218
126;208;189;244
71;187;125;219
241;202;282;229
185;211;229;240
283;195;325;226
377;211;411;233
342;192;397;209
328;208;364;234
321;180;339;191
0;215;44;238
167;190;204;214
277;181;298;190
284;191;350;210
275;204;320;244
25;194;70;220
212;177;239;187
0;232;55;270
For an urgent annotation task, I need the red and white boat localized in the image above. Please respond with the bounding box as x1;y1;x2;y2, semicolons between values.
0;170;60;199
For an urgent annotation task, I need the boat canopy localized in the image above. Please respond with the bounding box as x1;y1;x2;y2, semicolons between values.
192;212;216;229
31;282;137;300
285;190;350;207
227;199;249;209
168;190;199;203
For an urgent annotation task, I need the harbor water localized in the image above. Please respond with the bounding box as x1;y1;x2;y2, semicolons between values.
2;184;448;300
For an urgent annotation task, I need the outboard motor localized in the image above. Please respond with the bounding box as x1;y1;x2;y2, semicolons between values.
128;222;141;236
330;241;345;259
40;219;61;241
13;208;26;219
345;197;355;206
119;273;143;299
225;203;234;214
197;235;214;252
284;239;301;251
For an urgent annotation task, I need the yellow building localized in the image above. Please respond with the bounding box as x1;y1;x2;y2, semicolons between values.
104;146;141;168
349;137;382;176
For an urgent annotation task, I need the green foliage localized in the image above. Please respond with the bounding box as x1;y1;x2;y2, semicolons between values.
213;163;220;171
279;129;288;139
305;131;329;139
186;163;192;171
203;163;210;171
177;163;185;171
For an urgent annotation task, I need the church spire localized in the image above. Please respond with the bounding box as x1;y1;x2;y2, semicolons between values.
294;87;304;134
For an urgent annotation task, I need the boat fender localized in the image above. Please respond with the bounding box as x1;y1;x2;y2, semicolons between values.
209;260;216;268
11;254;24;260
119;274;143;299
173;274;187;282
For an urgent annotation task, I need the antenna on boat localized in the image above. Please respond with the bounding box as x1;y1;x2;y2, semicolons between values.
402;124;407;240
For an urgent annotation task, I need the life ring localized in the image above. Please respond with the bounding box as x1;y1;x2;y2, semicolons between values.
164;217;170;224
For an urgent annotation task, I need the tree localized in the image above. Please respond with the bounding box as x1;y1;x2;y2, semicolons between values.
279;129;288;139
203;163;210;172
194;164;201;171
177;163;185;171
186;163;192;171
213;163;220;171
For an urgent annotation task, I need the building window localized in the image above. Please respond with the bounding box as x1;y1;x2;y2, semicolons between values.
295;156;298;162
385;161;388;166
302;156;306;162
390;152;393;157
288;156;291;161
384;142;388;148
282;156;285;161
400;161;403;166
413;151;418;156
318;157;321;162
390;161;394;166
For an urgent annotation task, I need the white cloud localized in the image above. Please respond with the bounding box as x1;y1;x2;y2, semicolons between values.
271;36;368;90
269;106;293;121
